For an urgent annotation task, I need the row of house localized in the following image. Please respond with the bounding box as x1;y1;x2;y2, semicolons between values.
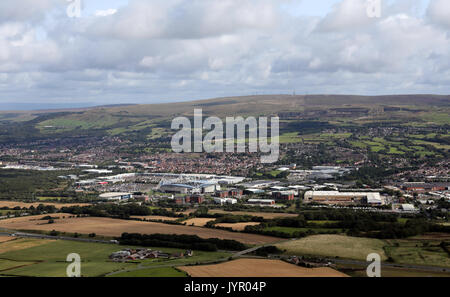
401;182;450;193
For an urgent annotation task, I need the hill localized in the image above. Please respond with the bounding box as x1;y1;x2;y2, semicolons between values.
0;94;448;145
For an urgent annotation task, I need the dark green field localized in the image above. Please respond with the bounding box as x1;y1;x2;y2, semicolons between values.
0;238;230;277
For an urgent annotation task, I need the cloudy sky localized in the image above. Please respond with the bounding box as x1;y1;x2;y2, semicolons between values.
0;0;449;109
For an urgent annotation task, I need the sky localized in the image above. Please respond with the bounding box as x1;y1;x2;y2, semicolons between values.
0;0;449;109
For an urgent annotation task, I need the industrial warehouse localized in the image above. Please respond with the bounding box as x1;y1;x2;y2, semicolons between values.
304;191;384;206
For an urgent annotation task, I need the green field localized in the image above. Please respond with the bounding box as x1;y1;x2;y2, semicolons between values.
37;197;63;201
276;235;388;261
0;259;36;271
0;210;22;215
276;234;450;268
385;240;450;267
264;226;343;235
337;263;450;277
138;250;231;268
0;240;135;277
0;239;230;277
109;267;187;277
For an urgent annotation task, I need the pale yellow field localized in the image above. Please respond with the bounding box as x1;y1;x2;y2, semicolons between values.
179;259;348;277
0;238;52;254
208;210;298;219
276;235;388;261
215;222;261;231
182;218;216;227
1;215;281;245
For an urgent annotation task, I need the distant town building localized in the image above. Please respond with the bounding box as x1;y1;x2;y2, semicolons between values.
272;191;296;201
304;191;383;205
247;199;276;205
401;182;449;192
99;192;133;201
214;198;237;205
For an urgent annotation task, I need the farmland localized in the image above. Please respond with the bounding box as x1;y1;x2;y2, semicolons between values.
182;218;216;227
337;263;450;277
110;267;187;277
0;238;231;277
276;235;388;261
0;239;133;277
264;226;344;235
1;214;281;245
0;236;16;243
276;234;450;269
178;258;349;277
215;222;261;231
384;235;450;267
0;237;51;254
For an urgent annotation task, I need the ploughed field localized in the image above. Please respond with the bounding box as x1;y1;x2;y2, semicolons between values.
215;222;261;231
0;214;281;245
178;258;349;277
182;218;216;227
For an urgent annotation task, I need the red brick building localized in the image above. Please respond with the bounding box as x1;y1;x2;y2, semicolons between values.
272;191;295;201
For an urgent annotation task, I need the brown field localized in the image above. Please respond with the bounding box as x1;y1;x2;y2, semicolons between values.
175;209;197;215
0;201;91;209
131;215;179;221
215;222;261;231
182;218;216;227
411;233;450;241
209;210;299;219
0;236;15;243
179;259;348;277
0;238;51;254
1;215;281;245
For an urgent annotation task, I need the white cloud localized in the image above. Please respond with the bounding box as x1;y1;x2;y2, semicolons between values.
0;0;60;22
316;0;374;32
427;0;450;28
94;9;118;17
0;0;449;106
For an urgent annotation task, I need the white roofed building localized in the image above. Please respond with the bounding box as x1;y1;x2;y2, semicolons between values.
304;191;383;206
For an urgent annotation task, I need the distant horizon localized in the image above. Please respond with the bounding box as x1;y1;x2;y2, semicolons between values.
1;92;449;112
